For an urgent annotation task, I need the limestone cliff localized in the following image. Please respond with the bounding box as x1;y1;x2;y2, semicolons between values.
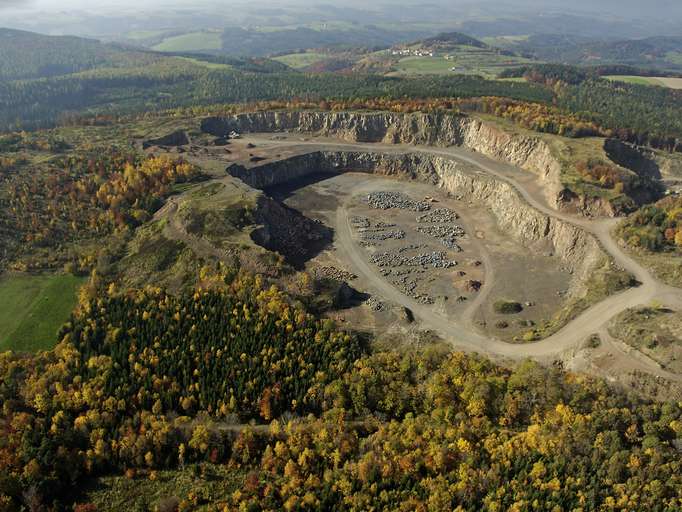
202;112;562;205
203;110;671;217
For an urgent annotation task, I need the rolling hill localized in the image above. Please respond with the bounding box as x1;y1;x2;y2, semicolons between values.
0;27;161;80
510;35;682;71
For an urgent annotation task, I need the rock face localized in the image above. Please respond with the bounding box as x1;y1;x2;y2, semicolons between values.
250;195;332;268
203;110;677;216
203;110;566;206
143;130;190;149
604;138;662;180
228;149;607;300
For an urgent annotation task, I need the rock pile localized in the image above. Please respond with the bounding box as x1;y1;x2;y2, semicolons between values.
464;280;482;292
416;225;465;251
314;266;357;281
351;216;370;228
361;229;406;242
365;296;385;311
370;250;457;269
354;216;405;244
416;208;458;223
392;275;435;304
367;191;431;212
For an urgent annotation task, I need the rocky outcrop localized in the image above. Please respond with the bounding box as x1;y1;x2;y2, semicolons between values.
604;138;682;188
604;139;662;180
229;150;605;298
250;195;332;268
204;110;680;217
143;130;190;149
203;110;564;205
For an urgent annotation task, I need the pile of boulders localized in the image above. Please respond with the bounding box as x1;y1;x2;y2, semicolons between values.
351;216;370;228
370;250;457;269
464;280;482;292
314;266;357;281
365;296;385;311
353;216;405;244
361;229;406;241
416;225;465;251
389;276;433;304
416;208;458;223
367;191;431;212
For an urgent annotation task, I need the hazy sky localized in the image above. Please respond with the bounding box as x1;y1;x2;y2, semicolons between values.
1;0;680;38
2;0;680;12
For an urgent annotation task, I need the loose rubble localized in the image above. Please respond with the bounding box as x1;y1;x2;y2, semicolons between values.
361;229;406;241
370;250;457;269
367;191;431;212
416;225;465;251
351;216;370;228
314;266;357;281
352;192;468;305
365;296;385;311
416;208;459;223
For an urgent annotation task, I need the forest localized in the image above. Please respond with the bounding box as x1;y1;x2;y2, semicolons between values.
0;143;203;272
0;65;552;132
1;273;681;510
618;195;682;252
502;64;682;151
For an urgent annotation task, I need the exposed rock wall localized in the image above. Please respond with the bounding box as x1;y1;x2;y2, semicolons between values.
604;138;682;182
205;110;680;216
250;195;333;268
143;130;190;149
229;150;604;296
203;110;564;206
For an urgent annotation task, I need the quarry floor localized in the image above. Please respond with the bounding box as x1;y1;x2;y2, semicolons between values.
154;132;682;396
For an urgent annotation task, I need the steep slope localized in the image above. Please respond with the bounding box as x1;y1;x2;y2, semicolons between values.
202;110;663;216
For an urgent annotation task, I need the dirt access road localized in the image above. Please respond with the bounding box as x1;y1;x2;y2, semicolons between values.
244;136;682;368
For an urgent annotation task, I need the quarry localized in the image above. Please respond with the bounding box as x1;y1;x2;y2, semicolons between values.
132;109;682;396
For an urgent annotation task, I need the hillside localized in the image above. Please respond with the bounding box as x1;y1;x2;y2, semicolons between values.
0;27;161;80
385;31;536;78
220;24;413;57
510;34;682;71
417;31;489;50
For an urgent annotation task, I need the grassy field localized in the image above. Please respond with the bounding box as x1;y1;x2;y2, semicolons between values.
0;274;84;352
123;29;169;41
173;56;232;70
605;75;682;89
605;75;665;86
273;52;328;69
391;46;534;78
393;56;458;75
665;51;682;66
152;31;222;52
85;464;245;512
